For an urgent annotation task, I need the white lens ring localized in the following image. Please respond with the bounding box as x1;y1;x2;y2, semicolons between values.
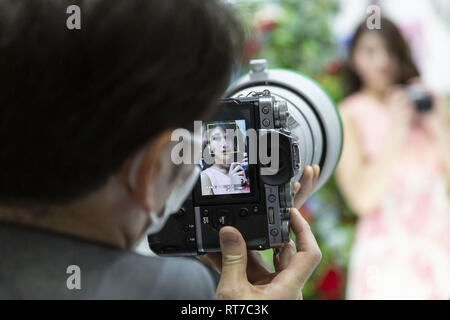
227;67;343;191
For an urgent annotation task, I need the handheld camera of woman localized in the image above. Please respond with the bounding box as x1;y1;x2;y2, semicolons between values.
148;60;343;255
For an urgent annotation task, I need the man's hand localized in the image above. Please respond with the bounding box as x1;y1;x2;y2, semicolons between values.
213;207;321;299
293;164;320;209
200;165;321;300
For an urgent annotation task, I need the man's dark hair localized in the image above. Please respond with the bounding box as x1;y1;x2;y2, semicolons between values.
0;0;243;204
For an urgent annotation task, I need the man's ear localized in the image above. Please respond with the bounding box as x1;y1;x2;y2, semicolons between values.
124;129;174;214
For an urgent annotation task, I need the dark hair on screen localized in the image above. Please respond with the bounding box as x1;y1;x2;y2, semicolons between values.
345;16;420;95
0;0;244;205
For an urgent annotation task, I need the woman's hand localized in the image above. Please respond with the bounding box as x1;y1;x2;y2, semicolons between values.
229;162;247;186
421;97;449;141
404;79;450;184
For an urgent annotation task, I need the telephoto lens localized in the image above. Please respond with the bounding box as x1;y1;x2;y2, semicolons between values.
227;59;343;192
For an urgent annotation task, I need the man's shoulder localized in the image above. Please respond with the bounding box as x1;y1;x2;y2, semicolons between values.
114;252;217;299
0;223;216;299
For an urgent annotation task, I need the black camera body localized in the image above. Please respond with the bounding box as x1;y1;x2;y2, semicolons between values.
147;59;344;256
148;92;300;255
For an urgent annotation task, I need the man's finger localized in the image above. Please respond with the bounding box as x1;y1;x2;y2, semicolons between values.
217;226;248;287
273;239;296;272
294;165;314;209
272;208;321;289
290;208;321;254
202;250;272;285
247;251;272;283
199;252;222;272
312;164;320;184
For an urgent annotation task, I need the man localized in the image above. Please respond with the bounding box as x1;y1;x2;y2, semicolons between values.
0;0;321;299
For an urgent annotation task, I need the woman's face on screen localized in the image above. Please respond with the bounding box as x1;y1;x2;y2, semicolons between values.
208;126;234;164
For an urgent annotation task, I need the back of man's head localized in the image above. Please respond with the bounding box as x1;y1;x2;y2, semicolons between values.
0;0;242;205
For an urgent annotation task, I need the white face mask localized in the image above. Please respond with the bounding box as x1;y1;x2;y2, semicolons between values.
145;165;200;235
128;135;201;240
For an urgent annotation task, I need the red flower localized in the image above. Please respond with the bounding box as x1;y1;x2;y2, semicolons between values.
316;267;343;300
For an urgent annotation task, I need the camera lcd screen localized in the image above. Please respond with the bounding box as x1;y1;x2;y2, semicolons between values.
200;119;250;196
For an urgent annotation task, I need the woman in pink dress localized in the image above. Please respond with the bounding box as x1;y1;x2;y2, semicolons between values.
336;17;450;299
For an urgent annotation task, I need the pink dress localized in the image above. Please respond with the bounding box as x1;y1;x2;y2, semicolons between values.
202;166;250;195
340;93;450;299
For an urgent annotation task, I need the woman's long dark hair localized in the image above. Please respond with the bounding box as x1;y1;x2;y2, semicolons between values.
346;17;420;95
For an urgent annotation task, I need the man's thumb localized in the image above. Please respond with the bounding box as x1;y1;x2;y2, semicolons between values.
218;226;247;285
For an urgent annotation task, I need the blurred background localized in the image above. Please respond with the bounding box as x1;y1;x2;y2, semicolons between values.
230;0;450;299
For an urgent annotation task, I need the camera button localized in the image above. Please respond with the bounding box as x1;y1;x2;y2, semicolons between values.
268;207;275;224
238;208;248;217
252;205;259;214
270;229;279;236
262;106;270;114
215;210;232;230
262;119;270;127
202;208;209;216
268;194;277;203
